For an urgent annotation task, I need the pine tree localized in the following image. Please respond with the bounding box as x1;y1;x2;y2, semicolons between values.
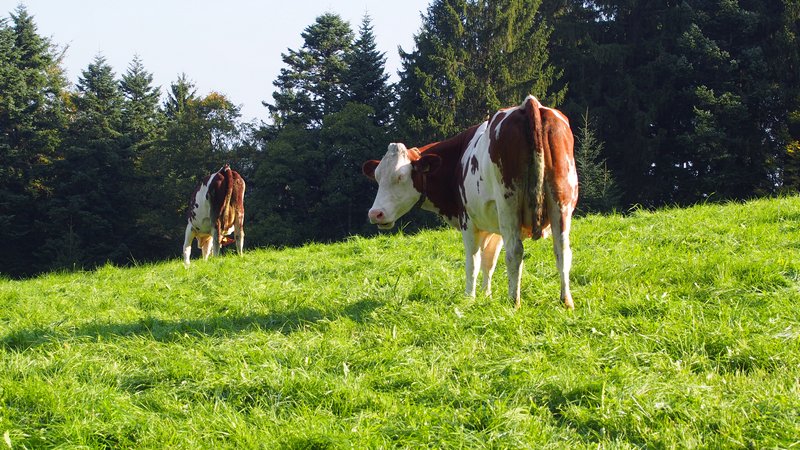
120;55;162;146
550;0;795;205
43;55;129;270
266;13;354;129
119;56;165;260
574;111;619;213
253;13;359;246
344;14;395;126
396;0;562;144
0;6;68;276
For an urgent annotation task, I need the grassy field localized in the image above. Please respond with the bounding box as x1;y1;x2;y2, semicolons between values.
1;196;799;449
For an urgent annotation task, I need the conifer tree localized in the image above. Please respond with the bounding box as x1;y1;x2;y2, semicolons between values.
120;55;162;147
119;56;165;260
43;56;129;269
574;111;619;213
344;14;395;126
0;6;68;276
396;0;562;143
266;13;354;129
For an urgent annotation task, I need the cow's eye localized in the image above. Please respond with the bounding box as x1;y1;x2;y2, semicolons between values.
396;174;404;183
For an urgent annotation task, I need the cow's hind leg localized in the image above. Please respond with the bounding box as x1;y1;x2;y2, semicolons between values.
479;232;503;297
182;224;194;267
504;233;524;309
498;198;524;308
211;227;221;257
200;236;213;261
235;214;245;256
548;198;574;309
462;227;481;297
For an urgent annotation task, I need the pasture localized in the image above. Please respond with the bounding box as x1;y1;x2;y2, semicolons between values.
1;196;799;448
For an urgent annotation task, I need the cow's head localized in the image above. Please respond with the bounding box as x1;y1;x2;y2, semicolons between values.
362;143;441;229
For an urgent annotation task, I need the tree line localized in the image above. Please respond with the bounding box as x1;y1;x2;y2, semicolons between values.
1;1;798;278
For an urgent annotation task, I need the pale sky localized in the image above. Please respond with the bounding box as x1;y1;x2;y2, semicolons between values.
6;0;431;122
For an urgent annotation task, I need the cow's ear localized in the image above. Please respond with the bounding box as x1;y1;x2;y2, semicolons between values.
362;160;380;180
415;154;442;175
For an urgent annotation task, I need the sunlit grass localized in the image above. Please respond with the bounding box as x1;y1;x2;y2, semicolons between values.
1;196;799;448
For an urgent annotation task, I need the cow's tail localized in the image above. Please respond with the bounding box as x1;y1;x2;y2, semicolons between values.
211;164;235;237
526;96;546;239
221;164;235;213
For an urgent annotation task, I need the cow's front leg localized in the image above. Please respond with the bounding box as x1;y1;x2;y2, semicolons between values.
462;227;481;297
479;232;503;296
182;224;194;267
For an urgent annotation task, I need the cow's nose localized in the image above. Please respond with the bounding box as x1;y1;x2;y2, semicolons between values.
368;209;385;223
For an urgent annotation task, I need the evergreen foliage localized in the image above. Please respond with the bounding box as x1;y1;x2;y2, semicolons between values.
396;0;563;143
252;13;393;247
1;3;798;277
549;0;800;205
0;6;68;276
344;14;394;126
42;56;129;269
574;111;620;213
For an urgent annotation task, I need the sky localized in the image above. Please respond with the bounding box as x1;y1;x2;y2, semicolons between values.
5;0;431;122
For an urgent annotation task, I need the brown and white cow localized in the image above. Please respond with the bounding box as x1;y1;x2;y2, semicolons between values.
183;164;246;267
363;96;578;308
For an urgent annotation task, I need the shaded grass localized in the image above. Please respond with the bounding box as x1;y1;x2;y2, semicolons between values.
1;196;799;448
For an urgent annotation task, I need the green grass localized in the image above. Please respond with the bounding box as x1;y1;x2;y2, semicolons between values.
2;196;799;449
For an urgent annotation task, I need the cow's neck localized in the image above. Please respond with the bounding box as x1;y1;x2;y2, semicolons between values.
414;124;482;222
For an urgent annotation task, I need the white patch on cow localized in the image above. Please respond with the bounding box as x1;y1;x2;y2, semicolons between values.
566;154;579;206
492;109;514;140
542;106;570;128
367;143;421;229
189;180;214;234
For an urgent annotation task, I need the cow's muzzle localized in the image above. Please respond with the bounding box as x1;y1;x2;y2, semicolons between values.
369;209;395;229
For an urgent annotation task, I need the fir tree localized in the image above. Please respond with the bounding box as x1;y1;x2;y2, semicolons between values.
266;13;354;129
574;111;619;213
344;14;395;126
396;0;562;144
43;56;129;270
0;6;68;276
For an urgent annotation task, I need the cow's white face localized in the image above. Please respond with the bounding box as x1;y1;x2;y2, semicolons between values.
363;143;421;230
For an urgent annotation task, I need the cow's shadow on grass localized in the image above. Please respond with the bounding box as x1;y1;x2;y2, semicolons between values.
2;298;383;351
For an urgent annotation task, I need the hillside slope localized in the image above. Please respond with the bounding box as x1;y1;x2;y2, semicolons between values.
1;196;799;448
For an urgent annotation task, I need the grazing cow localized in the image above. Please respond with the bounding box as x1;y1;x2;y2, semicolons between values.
362;96;578;308
183;164;246;267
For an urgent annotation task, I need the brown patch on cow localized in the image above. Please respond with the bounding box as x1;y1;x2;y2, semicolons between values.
409;125;481;222
540;107;577;216
470;155;479;174
488;109;531;191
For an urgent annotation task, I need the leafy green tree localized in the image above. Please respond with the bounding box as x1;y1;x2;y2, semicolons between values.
318;102;386;239
0;6;68;277
119;56;165;260
775;0;800;191
120;55;162;149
